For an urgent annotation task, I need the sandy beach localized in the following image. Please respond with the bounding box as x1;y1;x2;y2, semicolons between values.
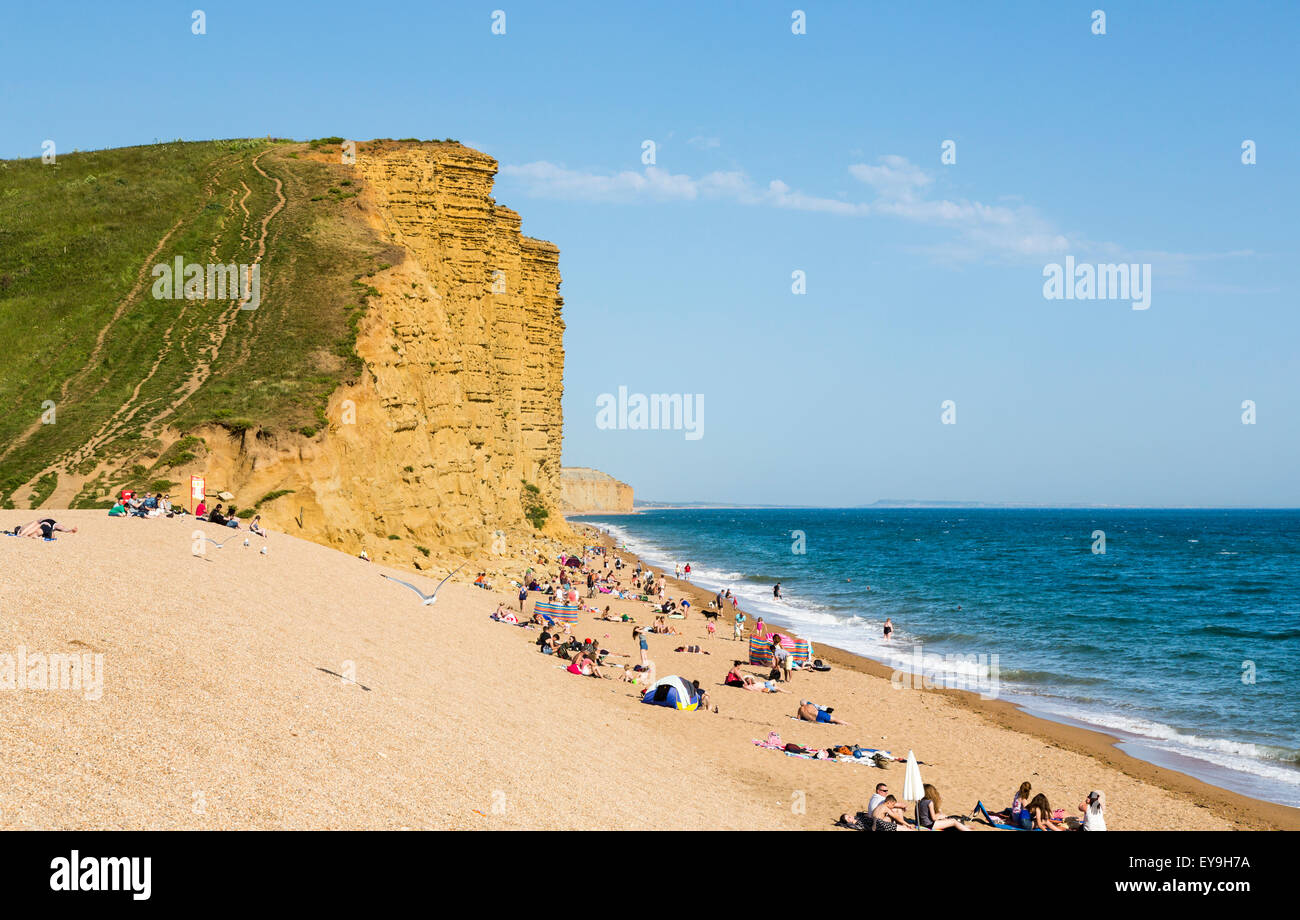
2;510;1296;830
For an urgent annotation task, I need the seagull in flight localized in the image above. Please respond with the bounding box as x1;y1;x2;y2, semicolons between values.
203;534;240;548
380;564;465;606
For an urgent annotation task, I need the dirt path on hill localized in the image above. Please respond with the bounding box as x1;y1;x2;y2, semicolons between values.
145;150;285;437
14;158;255;508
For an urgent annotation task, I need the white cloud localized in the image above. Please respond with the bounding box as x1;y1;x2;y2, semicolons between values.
498;155;1246;265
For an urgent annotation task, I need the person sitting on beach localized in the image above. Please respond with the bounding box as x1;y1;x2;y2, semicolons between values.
566;652;604;679
15;519;78;539
797;700;848;725
916;784;972;831
108;500;128;517
207;503;227;526
1027;793;1067;831
869;795;915;832
690;679;716;713
194;500;207;520
250;514;267;538
988;781;1033;828
1077;790;1107;831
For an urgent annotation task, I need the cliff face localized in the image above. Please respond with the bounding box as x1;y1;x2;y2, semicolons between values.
560;467;634;513
199;142;570;564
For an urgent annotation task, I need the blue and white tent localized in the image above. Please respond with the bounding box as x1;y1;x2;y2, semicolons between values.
641;675;700;711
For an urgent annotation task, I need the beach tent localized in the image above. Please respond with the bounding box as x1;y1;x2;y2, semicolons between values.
535;599;580;625
564;555;582;568
641;675;700;711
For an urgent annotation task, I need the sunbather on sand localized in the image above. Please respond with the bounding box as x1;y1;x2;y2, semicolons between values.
14;519;78;539
797;700;848;725
566;652;604;679
1077;790;1107;831
987;781;1033;828
724;663;780;692
870;795;915;832
916;784;972;831
1027;793;1068;831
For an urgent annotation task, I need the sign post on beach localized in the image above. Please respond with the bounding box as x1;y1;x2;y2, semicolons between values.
191;475;205;515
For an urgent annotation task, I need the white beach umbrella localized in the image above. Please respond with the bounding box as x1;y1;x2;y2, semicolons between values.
903;749;924;805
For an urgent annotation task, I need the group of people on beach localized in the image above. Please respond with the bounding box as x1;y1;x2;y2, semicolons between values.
841;778;1107;832
490;527;1112;831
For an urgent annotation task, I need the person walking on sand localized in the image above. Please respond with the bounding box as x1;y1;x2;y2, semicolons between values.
733;610;746;640
634;626;650;668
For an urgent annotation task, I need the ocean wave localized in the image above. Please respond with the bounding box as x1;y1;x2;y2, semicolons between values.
1001;669;1105;686
1195;625;1300;641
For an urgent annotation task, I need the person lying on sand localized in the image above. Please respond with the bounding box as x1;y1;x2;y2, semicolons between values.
797;700;848;725
14;519;78;539
566;652;604;678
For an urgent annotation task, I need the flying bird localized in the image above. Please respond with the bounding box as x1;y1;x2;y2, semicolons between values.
380;564;465;606
203;534;240;548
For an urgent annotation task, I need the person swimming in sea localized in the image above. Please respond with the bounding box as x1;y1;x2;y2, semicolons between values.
883;618;894;640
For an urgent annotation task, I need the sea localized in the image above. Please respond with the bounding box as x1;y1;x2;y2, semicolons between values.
572;508;1300;808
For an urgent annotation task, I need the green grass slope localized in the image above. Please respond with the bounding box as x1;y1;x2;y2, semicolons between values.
0;139;393;507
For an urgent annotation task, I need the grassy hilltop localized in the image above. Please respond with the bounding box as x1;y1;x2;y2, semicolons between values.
0;138;392;508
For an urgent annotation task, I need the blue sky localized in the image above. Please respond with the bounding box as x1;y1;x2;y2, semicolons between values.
3;1;1297;505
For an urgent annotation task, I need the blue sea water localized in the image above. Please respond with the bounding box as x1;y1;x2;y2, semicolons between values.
573;508;1300;808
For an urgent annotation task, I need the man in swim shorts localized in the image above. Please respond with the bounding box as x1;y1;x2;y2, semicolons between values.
15;518;78;539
